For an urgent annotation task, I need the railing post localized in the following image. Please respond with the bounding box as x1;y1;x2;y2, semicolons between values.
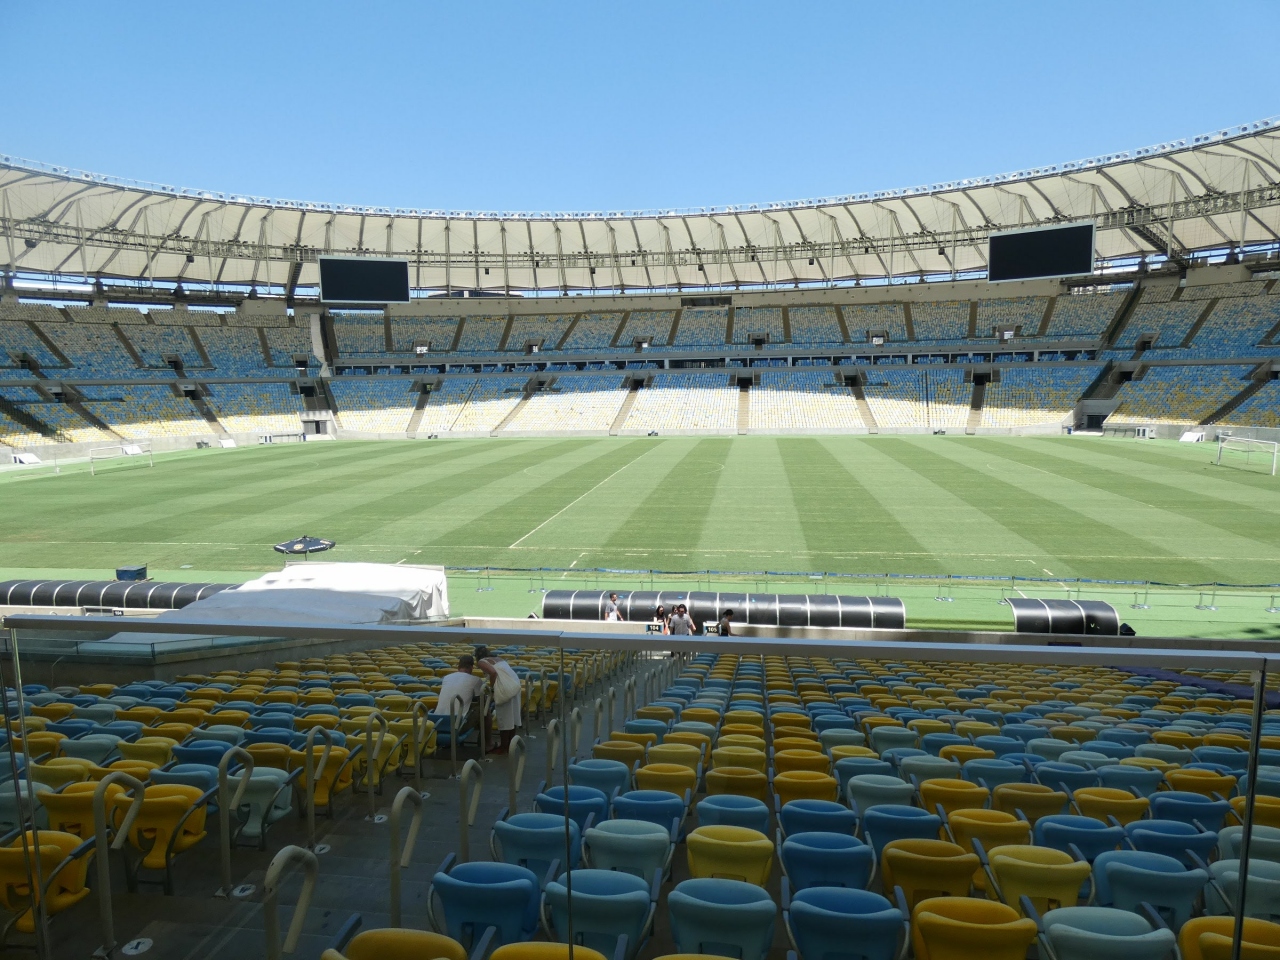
508;735;527;813
302;726;333;850
540;672;549;727
409;700;431;797
606;687;617;738
449;694;463;778
91;771;145;959
215;745;254;898
362;711;389;820
570;707;583;761
545;718;562;790
388;786;424;927
264;845;319;960
457;759;483;863
593;698;604;744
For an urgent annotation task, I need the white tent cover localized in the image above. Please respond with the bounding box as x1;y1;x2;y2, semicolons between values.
162;561;450;626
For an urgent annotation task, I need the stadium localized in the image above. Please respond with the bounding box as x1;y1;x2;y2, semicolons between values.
4;7;1280;958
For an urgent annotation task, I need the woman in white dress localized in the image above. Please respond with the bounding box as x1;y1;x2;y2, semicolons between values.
475;645;521;754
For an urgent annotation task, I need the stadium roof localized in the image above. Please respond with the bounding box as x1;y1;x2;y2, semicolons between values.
2;117;1279;296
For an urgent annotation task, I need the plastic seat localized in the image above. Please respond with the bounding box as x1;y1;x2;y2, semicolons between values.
869;726;919;754
1093;849;1206;930
899;756;961;784
0;829;94;936
1097;764;1165;798
594;740;646;768
114;736;176;766
1205;858;1280;920
109;783;210;893
1036;762;1100;796
535;785;609;832
882;838;979;908
919;778;989;817
963;759;1025;789
687;824;773;886
947;809;1030;860
1127;818;1219;866
1034;815;1124;862
1041;905;1176;960
667;877;776;960
493;812;581;879
705;767;769;802
779;799;857;837
1220;825;1280;862
569;759;632;797
428;860;540;949
1072;787;1150;825
321;929;467;960
786;887;904;960
713;746;767;774
911;896;1037;960
988;844;1091;913
544;868;654;960
834;757;894;794
40;781;124;840
584;819;671;880
612;790;686;835
775;771;838;807
697;795;770;834
1167;768;1237;799
992;783;1069;823
846;774;914;814
861;805;942;858
227;767;294;848
1028;738;1078;762
1150;790;1232;830
780;831;872;891
1180;917;1280;960
59;734;122;766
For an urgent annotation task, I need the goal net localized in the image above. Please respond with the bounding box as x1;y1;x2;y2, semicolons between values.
1216;436;1278;476
89;442;154;475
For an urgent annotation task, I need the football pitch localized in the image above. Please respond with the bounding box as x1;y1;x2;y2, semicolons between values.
2;434;1279;582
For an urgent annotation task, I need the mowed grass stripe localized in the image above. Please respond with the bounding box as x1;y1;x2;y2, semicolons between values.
15;439;505;544
974;438;1280;548
428;439;658;556
698;439;809;568
1065;436;1280;493
910;438;1225;582
779;438;943;572
603;439;734;566
1024;437;1280;515
829;438;1058;574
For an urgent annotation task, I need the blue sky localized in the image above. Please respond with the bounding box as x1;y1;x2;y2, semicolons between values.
3;1;1275;213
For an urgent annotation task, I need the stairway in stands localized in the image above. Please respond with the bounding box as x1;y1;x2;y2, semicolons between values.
1203;373;1271;425
737;380;751;434
406;388;432;437
609;381;643;435
965;380;986;435
849;378;878;434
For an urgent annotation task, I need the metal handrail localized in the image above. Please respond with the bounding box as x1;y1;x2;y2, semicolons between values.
623;677;636;721
408;699;432;795
302;725;333;850
215;745;254;897
508;735;527;812
540;671;549;727
477;683;491;756
593;698;604;746
570;707;583;761
91;770;146;958
457;759;483;863
545;718;562;790
263;844;319;960
388;786;423;927
448;694;464;778
606;687;617;738
360;711;389;819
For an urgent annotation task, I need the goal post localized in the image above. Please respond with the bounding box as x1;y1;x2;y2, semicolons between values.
1216;436;1279;476
89;441;154;475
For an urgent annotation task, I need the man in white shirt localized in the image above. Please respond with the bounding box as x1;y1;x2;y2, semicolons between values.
668;604;695;635
432;655;485;719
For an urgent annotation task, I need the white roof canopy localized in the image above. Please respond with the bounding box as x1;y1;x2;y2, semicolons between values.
2;118;1278;294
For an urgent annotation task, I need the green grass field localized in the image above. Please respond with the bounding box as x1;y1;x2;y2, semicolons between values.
3;435;1280;638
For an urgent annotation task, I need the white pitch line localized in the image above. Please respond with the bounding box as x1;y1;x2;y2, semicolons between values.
509;451;650;548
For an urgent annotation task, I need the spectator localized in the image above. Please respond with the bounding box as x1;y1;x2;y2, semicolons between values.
603;592;622;621
431;655;485;721
474;644;521;754
653;604;669;634
669;603;695;636
719;608;734;636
